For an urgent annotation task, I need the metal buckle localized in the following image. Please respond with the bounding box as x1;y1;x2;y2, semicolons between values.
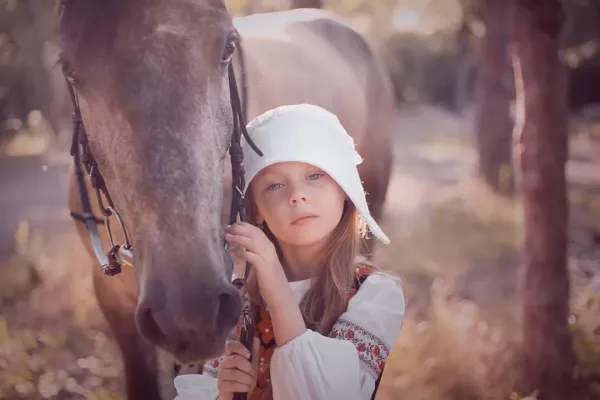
102;206;134;274
102;245;123;276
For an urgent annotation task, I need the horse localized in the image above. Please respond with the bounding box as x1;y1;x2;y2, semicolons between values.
58;1;397;398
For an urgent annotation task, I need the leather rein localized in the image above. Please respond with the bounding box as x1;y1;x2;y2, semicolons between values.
63;36;261;399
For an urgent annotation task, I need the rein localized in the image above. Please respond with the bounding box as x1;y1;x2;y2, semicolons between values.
62;28;261;399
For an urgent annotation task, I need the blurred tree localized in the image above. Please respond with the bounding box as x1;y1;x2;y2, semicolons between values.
0;0;66;140
474;0;513;195
458;0;600;115
511;1;575;399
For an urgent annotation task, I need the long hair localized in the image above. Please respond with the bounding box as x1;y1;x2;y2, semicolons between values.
243;186;374;335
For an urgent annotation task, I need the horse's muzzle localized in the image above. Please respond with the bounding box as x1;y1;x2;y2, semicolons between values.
135;276;241;362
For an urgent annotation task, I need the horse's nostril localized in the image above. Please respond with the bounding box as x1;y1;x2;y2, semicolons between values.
137;306;167;346
217;291;242;333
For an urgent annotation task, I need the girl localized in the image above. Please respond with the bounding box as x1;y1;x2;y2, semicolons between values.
174;104;405;400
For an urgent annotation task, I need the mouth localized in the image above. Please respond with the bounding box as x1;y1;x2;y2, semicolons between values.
291;213;318;225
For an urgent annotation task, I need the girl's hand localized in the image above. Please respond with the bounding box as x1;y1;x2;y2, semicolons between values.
224;222;288;306
225;222;307;347
217;338;260;399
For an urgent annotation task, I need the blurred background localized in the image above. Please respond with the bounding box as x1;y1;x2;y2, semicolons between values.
0;0;599;399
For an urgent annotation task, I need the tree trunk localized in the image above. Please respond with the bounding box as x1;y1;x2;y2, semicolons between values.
511;1;575;399
474;0;514;195
289;0;322;9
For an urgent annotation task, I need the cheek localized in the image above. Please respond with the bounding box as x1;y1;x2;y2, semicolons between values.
326;192;346;225
324;186;346;211
254;194;284;224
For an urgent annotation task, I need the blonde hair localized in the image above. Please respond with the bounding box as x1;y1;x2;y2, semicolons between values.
243;186;374;335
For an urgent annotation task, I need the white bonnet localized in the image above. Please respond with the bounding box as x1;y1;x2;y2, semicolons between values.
241;104;390;244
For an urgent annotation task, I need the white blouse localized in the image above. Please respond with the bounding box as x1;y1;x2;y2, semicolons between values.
173;272;405;400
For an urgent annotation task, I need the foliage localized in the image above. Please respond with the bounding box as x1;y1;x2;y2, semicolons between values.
380;32;466;110
0;224;125;399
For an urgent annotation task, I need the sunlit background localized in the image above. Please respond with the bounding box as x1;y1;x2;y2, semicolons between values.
1;0;599;399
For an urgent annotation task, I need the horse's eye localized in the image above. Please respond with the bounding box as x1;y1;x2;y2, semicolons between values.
222;40;236;64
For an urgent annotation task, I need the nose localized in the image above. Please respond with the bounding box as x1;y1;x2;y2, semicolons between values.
288;183;308;205
135;274;242;362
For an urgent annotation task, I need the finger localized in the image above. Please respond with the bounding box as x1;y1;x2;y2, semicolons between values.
219;368;256;387
226;223;274;252
238;250;263;267
220;355;255;375
227;223;268;243
224;233;254;250
225;341;251;359
227;236;277;266
228;242;245;256
225;222;256;236
237;221;261;232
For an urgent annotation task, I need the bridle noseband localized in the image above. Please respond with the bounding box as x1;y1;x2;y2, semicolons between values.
64;35;261;398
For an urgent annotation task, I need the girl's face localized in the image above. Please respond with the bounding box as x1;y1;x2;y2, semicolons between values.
250;161;346;247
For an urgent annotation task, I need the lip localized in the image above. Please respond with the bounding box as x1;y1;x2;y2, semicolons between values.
291;213;318;225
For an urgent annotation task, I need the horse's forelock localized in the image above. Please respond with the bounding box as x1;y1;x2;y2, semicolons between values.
59;0;231;69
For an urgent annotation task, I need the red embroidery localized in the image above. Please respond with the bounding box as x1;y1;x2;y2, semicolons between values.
328;318;389;379
202;353;225;376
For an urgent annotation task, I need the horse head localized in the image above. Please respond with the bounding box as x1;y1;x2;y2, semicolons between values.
59;0;243;363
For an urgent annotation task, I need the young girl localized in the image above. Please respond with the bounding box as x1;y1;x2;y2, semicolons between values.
174;104;405;400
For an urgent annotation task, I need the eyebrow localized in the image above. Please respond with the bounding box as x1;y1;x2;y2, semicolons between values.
257;172;283;183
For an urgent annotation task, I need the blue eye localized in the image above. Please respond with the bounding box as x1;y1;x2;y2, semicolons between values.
308;173;323;181
267;183;283;191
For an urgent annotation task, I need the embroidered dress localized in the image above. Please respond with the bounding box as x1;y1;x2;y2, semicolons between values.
177;267;405;400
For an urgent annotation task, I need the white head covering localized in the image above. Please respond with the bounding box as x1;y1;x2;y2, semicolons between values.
241;104;390;244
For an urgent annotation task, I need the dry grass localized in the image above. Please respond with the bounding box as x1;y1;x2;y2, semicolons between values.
373;178;525;400
0;223;124;400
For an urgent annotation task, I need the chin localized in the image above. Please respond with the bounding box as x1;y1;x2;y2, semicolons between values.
285;231;330;247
